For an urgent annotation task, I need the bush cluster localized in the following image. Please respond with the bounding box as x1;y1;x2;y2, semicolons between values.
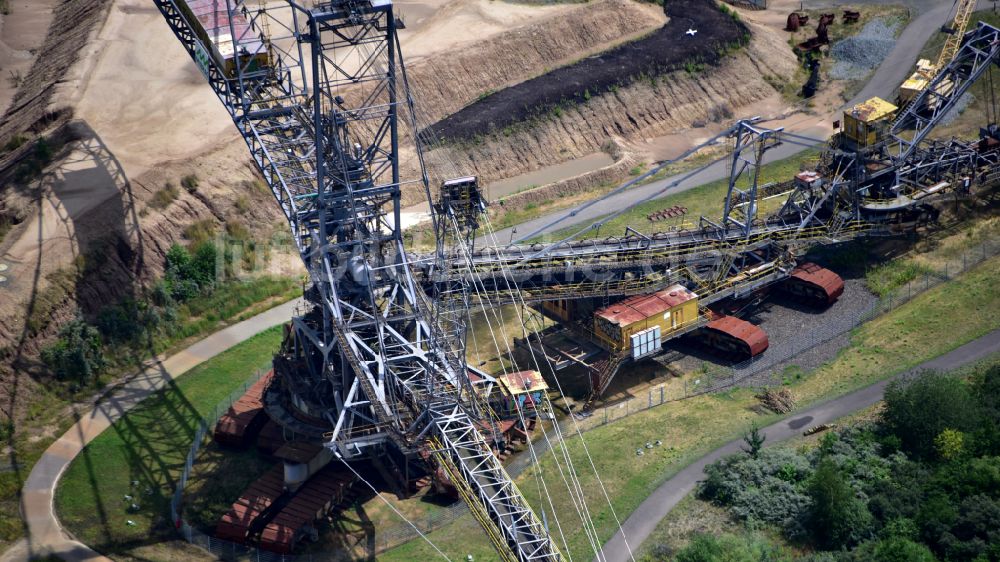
39;242;219;388
693;367;1000;561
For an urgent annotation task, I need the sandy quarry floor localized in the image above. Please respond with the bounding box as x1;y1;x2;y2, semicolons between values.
396;0;586;62
0;0;59;115
53;0;239;179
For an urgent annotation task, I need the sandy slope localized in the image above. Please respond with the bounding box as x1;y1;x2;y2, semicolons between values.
0;0;59;115
397;0;586;62
54;0;239;178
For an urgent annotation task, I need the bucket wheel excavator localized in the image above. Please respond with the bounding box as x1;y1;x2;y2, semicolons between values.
152;0;1000;556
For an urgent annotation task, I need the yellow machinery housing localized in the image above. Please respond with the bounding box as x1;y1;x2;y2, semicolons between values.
592;284;699;352
842;97;898;149
899;59;936;104
898;0;975;105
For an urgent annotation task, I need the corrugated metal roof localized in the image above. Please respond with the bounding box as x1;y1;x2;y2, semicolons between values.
595;284;696;326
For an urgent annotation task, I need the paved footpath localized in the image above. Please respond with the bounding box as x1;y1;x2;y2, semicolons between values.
598;329;1000;562
4;299;301;562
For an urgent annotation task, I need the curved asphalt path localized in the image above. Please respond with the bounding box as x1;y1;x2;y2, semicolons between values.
5;299;302;562
598;328;1000;562
492;0;971;244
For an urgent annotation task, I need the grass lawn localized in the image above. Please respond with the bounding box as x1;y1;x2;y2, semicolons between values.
54;326;283;555
378;252;1000;561
535;148;821;244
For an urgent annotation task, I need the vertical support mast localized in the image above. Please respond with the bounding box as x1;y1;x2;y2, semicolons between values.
722;120;783;237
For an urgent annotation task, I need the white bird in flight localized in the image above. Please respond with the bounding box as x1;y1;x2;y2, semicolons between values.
686;28;698;36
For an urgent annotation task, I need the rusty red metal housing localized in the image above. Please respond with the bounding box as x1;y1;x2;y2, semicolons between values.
594;285;696;327
787;262;845;305
704;316;769;357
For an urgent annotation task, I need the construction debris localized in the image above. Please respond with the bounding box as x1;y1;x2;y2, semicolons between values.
755;387;796;413
647;205;688;222
803;423;837;436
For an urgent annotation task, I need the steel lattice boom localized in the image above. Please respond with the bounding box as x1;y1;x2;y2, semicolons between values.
152;0;560;559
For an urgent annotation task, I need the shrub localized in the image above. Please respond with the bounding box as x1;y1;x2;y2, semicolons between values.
96;299;142;343
149;182;180;210
674;532;792;562
180;173;200;192
183;219;216;246
40;317;105;384
847;537;936;562
234;195;250;214
700;448;812;534
164;242;218;301
2;134;26;153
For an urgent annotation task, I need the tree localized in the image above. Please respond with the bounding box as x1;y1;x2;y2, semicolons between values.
743;421;766;459
807;459;874;549
934;429;965;461
164;242;218;301
883;371;981;460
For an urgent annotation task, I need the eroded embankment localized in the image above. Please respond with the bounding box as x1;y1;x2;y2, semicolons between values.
404;0;666;125
420;17;796;186
424;0;749;142
0;0;111;146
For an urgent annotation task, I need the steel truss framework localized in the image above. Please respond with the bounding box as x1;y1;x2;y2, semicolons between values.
152;0;560;559
887;22;1000;171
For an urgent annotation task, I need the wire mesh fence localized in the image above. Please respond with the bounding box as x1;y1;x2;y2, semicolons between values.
172;238;1000;558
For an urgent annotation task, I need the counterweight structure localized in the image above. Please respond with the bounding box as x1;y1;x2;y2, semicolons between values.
153;0;559;559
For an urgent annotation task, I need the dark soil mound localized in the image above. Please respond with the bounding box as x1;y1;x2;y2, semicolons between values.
424;0;749;142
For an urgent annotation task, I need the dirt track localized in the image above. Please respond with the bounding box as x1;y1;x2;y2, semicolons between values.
427;0;748;141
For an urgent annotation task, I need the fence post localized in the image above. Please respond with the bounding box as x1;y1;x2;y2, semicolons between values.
604;407;608;425
648;390;652;408
660;386;665;404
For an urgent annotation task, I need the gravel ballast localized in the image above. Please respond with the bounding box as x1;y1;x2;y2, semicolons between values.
830;18;902;81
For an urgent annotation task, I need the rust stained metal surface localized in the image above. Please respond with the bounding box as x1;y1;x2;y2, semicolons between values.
497;370;548;394
706;316;769;356
215;464;285;543
791;262;845;303
595;284;696;327
214;370;274;446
